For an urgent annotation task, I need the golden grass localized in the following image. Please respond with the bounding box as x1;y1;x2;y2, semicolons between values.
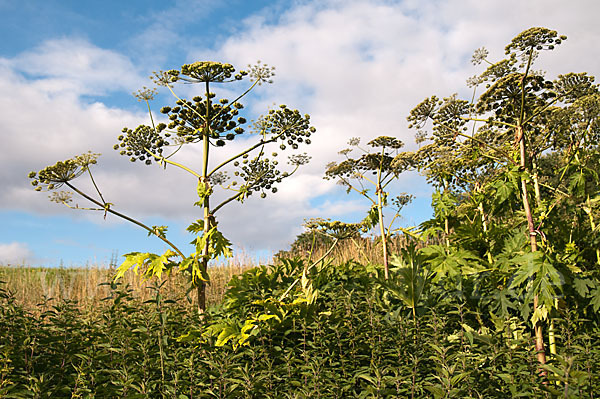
0;254;258;311
0;236;414;311
282;234;415;265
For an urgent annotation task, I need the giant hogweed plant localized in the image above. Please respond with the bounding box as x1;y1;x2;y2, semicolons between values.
29;61;316;312
196;219;367;349
325;137;414;279
407;27;600;368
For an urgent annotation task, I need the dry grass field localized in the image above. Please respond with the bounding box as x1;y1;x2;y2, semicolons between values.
0;236;411;310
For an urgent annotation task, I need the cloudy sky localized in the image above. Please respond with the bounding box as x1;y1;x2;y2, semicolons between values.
1;0;598;267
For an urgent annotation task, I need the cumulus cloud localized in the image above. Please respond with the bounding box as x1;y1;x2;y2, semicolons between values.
10;38;145;96
2;0;600;256
0;242;33;265
186;0;599;249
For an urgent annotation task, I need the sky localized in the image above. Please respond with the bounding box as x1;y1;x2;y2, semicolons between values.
1;0;599;267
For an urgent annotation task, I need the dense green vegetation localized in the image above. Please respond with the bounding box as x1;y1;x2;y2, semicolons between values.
6;27;600;396
2;258;599;397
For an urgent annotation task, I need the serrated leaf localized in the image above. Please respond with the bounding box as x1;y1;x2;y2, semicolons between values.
114;252;150;280
146;249;177;280
197;179;213;202
509;252;540;288
530;305;548;326
186;219;204;234
194;227;233;260
361;205;379;230
590;287;600;312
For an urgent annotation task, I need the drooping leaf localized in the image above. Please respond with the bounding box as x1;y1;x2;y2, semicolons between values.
420;245;484;283
361;205;379;230
193;226;233;260
196;179;213;202
113;250;177;281
186;219;204;234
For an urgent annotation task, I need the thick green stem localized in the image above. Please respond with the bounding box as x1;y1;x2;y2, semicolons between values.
518;48;547;368
198;81;212;314
549;298;557;358
376;149;389;280
519;129;546;366
531;157;542;207
585;194;600;265
443;179;450;248
478;201;493;264
377;189;389;280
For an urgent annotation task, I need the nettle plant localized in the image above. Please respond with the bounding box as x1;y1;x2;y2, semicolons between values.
29;61;316;312
325;137;414;279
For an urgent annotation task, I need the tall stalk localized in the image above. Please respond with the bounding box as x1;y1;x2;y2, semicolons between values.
198;80;212;314
376;148;390;280
442;179;451;248
585;194;600;265
477;199;493;264
517;48;546;366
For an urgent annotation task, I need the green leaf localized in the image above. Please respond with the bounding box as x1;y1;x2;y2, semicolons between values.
114;252;150;280
186;219;204;234
148;225;168;238
361;205;379;230
215;325;238;347
568;171;586;195
182;256;209;284
385;245;429;311
195;230;230;259
509;252;540;288
420;245;483;283
530;305;548;326
240;319;257;335
573;277;594;297
257;314;280;322
114;250;177;281
197;179;213;202
493;179;514;210
590;286;600;312
146;249;177;280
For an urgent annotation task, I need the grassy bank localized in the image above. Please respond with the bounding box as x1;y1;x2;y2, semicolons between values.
0;236;404;311
0;261;252;312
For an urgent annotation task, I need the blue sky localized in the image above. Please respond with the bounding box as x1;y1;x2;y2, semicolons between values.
1;0;599;267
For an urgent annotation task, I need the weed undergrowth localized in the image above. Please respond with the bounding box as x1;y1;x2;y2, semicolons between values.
2;256;598;397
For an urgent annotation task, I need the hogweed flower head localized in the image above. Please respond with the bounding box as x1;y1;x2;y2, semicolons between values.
209;171;229;186
303;218;365;239
471;47;489;65
348;137;360;146
116;125;168;164
134;86;157;102
156;97;247;145
29;152;100;191
49;191;73;204
505;27;566;55
178;61;246;83
367;136;404;149
248;60;275;85
263;105;315;149
288;153;311;167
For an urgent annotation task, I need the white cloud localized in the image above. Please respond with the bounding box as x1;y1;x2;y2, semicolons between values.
2;0;600;258
10;38;145;96
0;54;148;215
0;242;33;265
